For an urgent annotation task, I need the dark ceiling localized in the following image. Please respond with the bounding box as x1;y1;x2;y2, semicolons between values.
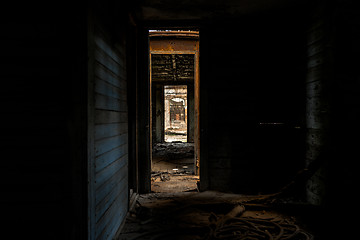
139;0;309;20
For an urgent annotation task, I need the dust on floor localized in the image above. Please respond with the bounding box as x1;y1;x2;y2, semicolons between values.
152;174;199;193
151;157;197;193
152;142;197;193
118;191;318;240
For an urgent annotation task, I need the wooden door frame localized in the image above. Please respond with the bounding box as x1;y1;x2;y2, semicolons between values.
146;29;201;187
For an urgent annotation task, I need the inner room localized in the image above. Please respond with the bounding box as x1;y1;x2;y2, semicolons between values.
164;85;187;143
150;30;199;193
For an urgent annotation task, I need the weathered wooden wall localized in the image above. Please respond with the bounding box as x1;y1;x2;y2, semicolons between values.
152;84;164;143
151;54;194;83
88;18;129;240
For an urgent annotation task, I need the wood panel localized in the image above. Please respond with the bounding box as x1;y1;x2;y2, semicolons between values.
95;78;127;101
95;165;127;206
91;25;129;240
96;145;128;173
151;54;194;82
95;94;127;112
95;62;127;89
95;123;128;140
95;110;128;124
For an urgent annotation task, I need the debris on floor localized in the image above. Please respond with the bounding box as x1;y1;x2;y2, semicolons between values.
118;191;314;240
152;142;196;193
152;142;194;160
151;173;199;193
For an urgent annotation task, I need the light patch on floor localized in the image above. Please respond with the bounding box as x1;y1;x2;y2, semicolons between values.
152;142;196;193
152;175;199;193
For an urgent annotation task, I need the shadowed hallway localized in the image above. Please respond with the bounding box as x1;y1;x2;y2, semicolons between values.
2;0;359;239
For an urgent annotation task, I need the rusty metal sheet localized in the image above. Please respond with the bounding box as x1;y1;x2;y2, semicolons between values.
150;39;199;53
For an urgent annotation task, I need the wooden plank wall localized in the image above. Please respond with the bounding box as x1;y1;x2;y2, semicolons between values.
151;54;194;83
92;25;128;240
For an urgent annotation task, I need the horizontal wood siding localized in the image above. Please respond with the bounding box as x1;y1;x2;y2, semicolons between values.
93;27;128;240
151;54;194;83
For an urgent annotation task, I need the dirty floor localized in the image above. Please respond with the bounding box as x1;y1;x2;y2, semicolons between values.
118;191;327;240
151;157;197;193
151;142;197;193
